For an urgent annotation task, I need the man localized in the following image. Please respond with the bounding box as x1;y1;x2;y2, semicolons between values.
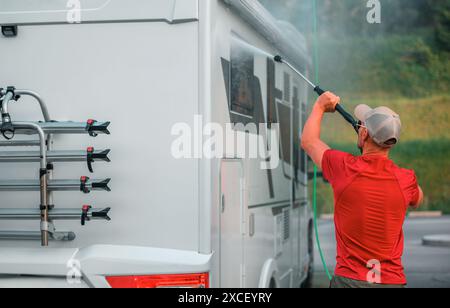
301;92;424;288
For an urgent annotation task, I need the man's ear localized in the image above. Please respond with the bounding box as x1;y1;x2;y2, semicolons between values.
362;128;370;141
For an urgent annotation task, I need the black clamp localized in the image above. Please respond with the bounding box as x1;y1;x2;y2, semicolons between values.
7;86;20;101
3;87;20;101
40;168;48;178
0;87;20;140
46;163;54;172
1;113;14;140
0;87;17;100
87;147;95;173
81;205;92;226
1;112;14;139
80;176;90;194
86;119;98;137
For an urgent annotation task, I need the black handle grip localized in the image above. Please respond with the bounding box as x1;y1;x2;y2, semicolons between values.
314;86;325;96
336;105;358;132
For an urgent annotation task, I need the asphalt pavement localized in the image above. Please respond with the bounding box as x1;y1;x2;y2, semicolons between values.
312;216;450;288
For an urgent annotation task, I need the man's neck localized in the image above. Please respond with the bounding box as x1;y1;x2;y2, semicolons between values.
362;143;390;157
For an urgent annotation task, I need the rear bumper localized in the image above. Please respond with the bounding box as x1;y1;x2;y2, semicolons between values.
0;245;213;288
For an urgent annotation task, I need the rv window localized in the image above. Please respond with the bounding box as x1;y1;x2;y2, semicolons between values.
284;73;291;103
231;40;255;117
278;103;292;164
293;87;307;180
267;58;282;125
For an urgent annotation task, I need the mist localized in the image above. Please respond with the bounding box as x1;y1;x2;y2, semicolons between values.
259;0;450;215
259;0;449;97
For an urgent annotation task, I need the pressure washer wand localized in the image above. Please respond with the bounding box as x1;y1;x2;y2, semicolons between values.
274;56;358;132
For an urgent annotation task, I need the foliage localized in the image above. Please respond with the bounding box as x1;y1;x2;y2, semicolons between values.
260;0;450;97
259;0;450;213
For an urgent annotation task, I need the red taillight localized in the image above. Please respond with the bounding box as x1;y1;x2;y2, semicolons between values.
106;273;209;289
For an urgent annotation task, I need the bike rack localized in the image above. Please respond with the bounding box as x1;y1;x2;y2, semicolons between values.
0;87;112;246
11;120;111;136
0;178;111;192
0;207;111;222
0;149;111;173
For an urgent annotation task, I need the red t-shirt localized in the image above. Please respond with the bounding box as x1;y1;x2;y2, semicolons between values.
322;150;420;285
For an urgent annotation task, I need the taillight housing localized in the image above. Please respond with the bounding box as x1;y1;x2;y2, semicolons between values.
106;273;209;289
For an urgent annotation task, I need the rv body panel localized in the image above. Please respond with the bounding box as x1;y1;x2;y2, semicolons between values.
0;0;312;288
0;0;199;25
0;246;212;288
0;6;200;252
209;0;311;288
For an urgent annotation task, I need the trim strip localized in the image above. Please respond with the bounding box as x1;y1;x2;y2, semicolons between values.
248;200;291;209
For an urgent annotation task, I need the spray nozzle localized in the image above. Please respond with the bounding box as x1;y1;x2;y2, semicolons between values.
273;55;359;133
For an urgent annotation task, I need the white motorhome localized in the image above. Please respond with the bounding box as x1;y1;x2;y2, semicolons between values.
0;0;314;288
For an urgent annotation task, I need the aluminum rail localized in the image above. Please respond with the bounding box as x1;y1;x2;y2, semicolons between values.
0;90;13;116
0;91;15;139
9;121;111;135
9;123;47;167
0;149;111;163
0;230;76;242
11;89;56;218
0;207;111;221
14;90;51;122
10;122;49;246
0;178;111;192
0;140;42;147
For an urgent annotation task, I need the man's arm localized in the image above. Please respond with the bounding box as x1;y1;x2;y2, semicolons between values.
301;92;340;168
410;186;424;209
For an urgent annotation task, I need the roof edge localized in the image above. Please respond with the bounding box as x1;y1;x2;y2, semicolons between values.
222;0;311;70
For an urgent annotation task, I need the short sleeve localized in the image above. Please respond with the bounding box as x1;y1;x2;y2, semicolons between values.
395;169;420;206
322;150;352;185
405;171;420;205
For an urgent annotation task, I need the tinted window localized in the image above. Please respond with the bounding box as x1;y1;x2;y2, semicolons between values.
231;40;255;117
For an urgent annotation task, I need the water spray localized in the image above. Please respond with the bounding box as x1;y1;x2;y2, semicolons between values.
274;54;360;284
274;55;358;133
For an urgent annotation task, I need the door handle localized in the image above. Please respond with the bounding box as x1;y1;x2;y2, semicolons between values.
249;213;255;237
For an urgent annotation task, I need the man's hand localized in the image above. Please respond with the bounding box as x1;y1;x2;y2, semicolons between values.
316;91;340;113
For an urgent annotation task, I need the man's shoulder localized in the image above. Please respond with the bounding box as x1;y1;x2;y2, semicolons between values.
389;162;417;181
324;149;361;166
322;150;364;180
389;162;420;205
324;149;356;160
389;161;416;175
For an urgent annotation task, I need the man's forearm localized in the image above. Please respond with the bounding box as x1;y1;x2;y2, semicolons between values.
301;104;330;168
302;104;325;146
301;92;338;168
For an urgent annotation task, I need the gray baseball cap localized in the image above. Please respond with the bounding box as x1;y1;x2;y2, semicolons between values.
354;104;402;148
